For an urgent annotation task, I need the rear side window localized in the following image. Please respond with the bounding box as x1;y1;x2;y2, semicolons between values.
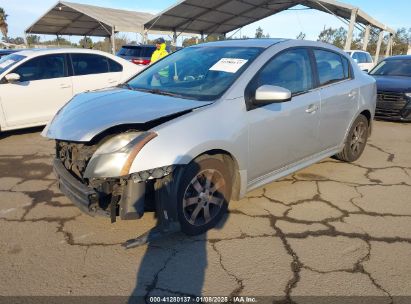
255;48;314;94
13;54;67;82
71;53;109;76
108;58;123;72
314;50;350;86
117;46;156;57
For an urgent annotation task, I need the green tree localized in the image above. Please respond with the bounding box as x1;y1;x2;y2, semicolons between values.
79;36;93;49
392;27;411;55
318;26;348;49
8;37;24;45
0;7;8;41
255;27;270;39
296;32;306;40
182;36;198;47
26;35;41;45
255;26;263;39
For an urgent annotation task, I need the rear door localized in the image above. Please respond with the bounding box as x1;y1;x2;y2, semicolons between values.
69;53;123;95
0;53;73;128
313;49;358;150
247;48;321;182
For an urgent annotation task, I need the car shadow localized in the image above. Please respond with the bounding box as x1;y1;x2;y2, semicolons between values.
0;126;45;140
128;159;230;302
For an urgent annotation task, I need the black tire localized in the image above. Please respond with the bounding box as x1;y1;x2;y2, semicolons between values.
334;114;369;162
156;156;232;236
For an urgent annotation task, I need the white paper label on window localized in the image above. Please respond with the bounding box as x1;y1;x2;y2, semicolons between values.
0;60;15;69
209;58;248;73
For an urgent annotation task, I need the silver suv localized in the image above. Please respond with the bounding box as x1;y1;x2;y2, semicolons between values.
44;39;376;237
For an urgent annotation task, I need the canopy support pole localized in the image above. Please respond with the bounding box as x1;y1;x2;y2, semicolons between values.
362;25;370;51
345;8;358;50
110;27;115;55
172;29;177;50
375;30;384;64
385;34;393;57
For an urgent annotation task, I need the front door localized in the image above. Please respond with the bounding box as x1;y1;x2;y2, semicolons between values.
0;54;73;128
247;48;321;182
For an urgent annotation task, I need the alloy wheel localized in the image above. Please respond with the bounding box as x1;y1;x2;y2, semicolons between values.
350;121;367;156
183;169;226;226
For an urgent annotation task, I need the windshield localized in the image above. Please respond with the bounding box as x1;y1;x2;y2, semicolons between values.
370;59;411;77
126;46;263;101
0;54;26;75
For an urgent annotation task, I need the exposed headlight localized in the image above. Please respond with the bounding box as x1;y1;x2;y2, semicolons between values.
95;132;142;155
120;132;158;176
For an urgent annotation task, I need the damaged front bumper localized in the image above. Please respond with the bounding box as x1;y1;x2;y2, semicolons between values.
53;159;146;221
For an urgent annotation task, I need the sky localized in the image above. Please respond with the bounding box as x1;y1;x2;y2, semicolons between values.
0;0;410;45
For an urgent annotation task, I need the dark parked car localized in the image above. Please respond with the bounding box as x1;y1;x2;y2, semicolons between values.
0;49;19;59
369;55;411;122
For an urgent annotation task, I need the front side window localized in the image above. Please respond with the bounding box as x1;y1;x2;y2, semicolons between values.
71;53;109;76
314;50;349;86
127;46;263;101
254;48;314;94
13;54;67;82
365;53;373;63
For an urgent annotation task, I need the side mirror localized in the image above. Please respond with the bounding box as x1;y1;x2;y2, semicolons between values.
353;59;359;63
5;73;21;83
254;85;292;105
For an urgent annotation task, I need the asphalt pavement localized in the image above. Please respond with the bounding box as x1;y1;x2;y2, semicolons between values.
0;121;410;303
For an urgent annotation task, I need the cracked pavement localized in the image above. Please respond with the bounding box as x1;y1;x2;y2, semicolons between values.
0;121;410;303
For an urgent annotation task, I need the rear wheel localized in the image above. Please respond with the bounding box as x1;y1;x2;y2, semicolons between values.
334;114;369;162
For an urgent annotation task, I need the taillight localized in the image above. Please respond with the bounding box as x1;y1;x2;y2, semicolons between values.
131;59;151;65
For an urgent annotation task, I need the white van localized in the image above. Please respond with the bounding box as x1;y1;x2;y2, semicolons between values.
346;50;374;72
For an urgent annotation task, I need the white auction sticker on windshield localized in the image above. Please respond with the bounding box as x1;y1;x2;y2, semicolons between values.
209;58;248;73
0;60;15;69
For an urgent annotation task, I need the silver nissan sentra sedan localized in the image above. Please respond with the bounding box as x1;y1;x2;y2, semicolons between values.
43;39;376;236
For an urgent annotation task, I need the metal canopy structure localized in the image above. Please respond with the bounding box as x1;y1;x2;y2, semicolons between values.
25;1;155;53
145;0;395;61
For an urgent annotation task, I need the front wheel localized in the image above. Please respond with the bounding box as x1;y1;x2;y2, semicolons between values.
334;114;369;162
156;156;232;235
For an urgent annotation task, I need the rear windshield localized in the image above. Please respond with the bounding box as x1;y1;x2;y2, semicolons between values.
0;54;26;75
117;46;156;57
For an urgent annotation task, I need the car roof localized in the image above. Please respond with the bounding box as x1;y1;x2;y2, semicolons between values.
385;55;411;60
121;44;156;48
346;50;370;53
192;38;289;48
11;48;114;57
0;49;19;53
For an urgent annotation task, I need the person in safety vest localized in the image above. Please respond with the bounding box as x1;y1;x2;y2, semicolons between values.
151;38;169;64
150;38;169;85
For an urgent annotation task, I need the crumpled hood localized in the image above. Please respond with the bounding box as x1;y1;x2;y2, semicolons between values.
43;88;211;142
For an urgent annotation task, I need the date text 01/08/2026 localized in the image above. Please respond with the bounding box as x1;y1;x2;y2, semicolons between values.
148;296;258;303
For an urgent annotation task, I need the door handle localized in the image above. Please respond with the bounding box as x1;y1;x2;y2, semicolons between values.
60;84;71;89
306;104;319;114
108;78;117;84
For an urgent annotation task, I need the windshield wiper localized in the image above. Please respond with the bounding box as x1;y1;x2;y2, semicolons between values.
134;88;185;98
118;83;134;90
